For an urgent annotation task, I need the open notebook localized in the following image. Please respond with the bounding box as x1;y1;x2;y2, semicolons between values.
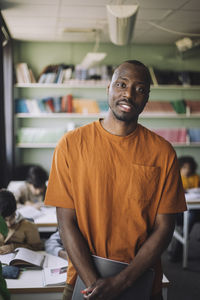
72;255;154;300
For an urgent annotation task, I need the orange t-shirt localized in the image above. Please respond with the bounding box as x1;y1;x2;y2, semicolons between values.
45;120;186;295
181;174;200;190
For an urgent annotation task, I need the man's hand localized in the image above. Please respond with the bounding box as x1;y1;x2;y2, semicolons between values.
83;277;122;300
85;213;175;299
0;244;15;254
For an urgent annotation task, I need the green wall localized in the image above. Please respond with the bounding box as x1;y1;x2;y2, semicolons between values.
14;41;200;79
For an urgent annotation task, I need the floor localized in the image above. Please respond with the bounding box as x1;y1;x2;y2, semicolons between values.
162;223;200;300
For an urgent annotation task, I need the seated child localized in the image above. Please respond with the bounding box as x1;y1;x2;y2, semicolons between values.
0;217;10;300
0;189;43;254
45;230;68;260
179;156;200;190
7;165;48;209
168;156;200;262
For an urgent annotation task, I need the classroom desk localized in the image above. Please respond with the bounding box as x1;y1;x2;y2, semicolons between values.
34;213;57;233
173;196;200;268
17;206;58;233
7;267;170;300
6;252;67;300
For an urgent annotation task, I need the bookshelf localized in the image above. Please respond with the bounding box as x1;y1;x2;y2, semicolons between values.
14;83;200;173
14;83;200;170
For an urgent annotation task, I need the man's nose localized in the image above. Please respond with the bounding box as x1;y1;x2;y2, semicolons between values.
123;86;134;98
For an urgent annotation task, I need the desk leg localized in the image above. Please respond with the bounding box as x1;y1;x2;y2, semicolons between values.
183;210;189;268
162;287;168;300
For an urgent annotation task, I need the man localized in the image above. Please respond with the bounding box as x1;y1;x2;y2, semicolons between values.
45;60;186;300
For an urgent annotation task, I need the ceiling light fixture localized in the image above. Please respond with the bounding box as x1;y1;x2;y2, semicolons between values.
79;29;107;69
106;4;139;46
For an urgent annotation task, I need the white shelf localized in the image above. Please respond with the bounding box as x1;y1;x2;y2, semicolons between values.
140;113;200;119
17;143;57;148
15;112;200;119
16;113;106;119
14;81;108;89
14;82;200;91
173;143;200;147
16;142;200;149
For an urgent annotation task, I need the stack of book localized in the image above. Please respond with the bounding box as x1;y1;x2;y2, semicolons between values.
152;128;187;144
15;96;105;114
187;128;200;142
15;63;36;84
142;101;176;115
185;100;200;114
38;64;74;84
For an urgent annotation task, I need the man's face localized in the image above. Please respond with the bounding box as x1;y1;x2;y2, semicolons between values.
108;63;150;123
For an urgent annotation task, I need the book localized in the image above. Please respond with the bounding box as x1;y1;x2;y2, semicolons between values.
153;128;187;143
148;66;158;86
43;266;68;286
15;63;32;83
188;128;200;142
71;255;154;300
142;101;176;115
0;248;46;269
15;99;29;113
185;100;200;114
170;100;186;114
67;94;73;113
61;95;68;112
73;99;100;114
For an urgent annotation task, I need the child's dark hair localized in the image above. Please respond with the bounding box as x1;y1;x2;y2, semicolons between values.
26;166;48;188
0;189;16;218
178;156;198;175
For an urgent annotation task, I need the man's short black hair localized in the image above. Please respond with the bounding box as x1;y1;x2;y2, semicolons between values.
178;156;198;174
26;166;48;188
113;60;151;87
0;189;17;218
124;60;151;86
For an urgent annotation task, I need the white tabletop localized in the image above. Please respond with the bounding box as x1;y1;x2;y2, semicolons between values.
6;252;67;292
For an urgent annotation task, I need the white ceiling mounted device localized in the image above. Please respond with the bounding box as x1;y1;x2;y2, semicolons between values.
175;37;200;53
80;52;107;69
106;4;139;46
80;29;107;69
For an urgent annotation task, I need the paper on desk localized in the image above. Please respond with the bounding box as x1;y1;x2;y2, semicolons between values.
43;266;67;286
17;206;44;220
185;193;200;201
47;253;68;268
42;253;68;286
186;188;200;194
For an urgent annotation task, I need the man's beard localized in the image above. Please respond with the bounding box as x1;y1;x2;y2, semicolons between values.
111;108;138;123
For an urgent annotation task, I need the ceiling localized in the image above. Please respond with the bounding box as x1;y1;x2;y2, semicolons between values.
1;0;200;45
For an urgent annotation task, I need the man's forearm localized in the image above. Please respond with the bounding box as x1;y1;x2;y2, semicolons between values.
114;214;175;291
57;207;99;287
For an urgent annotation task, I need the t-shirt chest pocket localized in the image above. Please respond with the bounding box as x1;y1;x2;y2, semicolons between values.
128;163;161;208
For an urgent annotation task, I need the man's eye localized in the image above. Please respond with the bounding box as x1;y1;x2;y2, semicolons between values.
136;87;146;94
116;82;126;88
